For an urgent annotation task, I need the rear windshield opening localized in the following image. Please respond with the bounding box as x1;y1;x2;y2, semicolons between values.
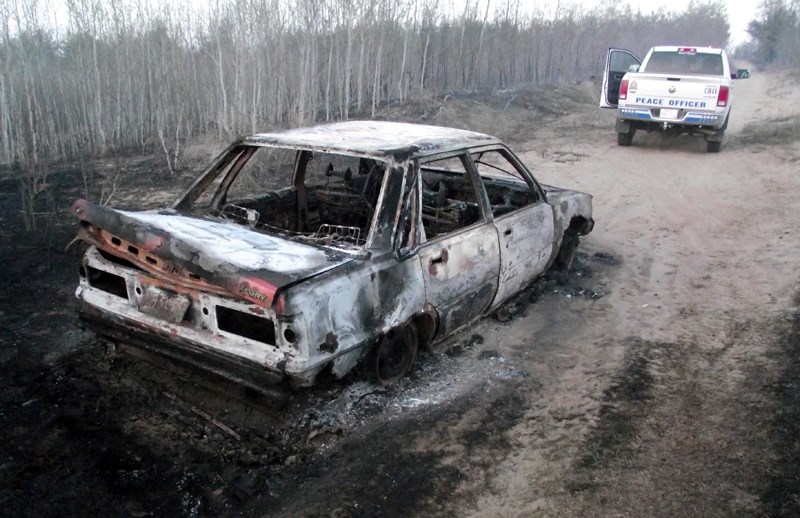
644;52;723;76
189;147;389;251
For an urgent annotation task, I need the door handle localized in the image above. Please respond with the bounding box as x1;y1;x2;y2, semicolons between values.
428;249;449;275
504;228;513;236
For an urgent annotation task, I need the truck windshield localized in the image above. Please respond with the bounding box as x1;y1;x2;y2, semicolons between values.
643;51;723;76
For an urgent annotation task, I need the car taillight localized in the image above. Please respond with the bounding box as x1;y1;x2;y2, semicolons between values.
717;85;729;107
619;79;629;100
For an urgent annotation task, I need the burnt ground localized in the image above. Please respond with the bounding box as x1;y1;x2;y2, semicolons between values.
1;161;798;518
3;73;800;517
0;159;616;517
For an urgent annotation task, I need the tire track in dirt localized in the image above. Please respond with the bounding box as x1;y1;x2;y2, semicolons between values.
459;71;800;516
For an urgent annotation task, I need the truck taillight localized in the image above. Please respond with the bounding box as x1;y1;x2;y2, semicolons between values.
717;85;729;107
619;79;629;100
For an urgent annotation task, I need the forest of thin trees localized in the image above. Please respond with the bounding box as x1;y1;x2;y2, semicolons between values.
744;0;800;66
1;0;731;178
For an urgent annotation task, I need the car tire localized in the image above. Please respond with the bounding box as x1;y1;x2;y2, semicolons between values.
617;131;634;146
364;324;418;386
707;140;722;153
553;232;579;272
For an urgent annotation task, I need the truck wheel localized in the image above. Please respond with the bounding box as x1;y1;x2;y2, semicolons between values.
706;116;727;153
617;131;634;146
364;324;418;386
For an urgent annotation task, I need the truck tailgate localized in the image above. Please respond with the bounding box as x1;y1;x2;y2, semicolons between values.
627;73;722;113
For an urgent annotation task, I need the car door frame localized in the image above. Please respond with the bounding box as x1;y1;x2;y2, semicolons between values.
466;145;555;310
600;48;641;108
408;149;501;339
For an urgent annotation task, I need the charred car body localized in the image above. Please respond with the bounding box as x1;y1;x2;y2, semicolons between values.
72;121;593;390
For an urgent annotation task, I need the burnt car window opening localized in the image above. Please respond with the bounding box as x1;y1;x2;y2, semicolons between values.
470;149;538;217
192;148;253;209
419;154;484;240
189;146;387;249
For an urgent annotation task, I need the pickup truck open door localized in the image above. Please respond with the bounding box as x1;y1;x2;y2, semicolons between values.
600;48;641;108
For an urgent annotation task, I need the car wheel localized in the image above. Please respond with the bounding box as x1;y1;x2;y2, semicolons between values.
617;131;634;146
553;232;579;272
365;324;418;386
707;140;721;153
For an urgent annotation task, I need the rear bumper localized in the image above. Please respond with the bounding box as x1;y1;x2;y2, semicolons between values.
77;299;290;401
618;106;726;132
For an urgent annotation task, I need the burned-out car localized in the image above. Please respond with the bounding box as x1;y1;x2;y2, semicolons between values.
72;121;593;390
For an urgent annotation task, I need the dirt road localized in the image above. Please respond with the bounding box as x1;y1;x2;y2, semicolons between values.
1;71;798;517
461;68;800;516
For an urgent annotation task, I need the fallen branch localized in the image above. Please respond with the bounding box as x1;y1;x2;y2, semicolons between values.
164;392;242;442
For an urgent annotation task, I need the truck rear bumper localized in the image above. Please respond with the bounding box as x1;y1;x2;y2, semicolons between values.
618;106;725;131
617;116;725;138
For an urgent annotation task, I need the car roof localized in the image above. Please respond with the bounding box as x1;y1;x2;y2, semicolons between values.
244;120;500;161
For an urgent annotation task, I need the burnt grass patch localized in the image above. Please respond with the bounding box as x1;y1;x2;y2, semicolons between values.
0;157;536;517
263;379;530;517
461;391;528;457
494;250;613;323
263;417;463;517
567;338;671;493
761;292;800;516
0;351;212;517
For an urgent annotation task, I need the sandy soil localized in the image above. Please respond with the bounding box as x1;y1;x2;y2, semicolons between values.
461;68;800;516
1;70;799;517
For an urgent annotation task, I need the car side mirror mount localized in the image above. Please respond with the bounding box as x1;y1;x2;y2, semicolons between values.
396;244;419;261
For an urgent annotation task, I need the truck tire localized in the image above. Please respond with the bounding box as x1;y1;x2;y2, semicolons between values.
617;131;634;146
706;116;727;153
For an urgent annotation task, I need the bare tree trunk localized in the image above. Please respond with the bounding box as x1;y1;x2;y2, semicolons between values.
371;33;384;117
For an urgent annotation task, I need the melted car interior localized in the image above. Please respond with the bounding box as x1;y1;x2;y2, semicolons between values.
191;147;387;248
187;145;539;248
418;149;538;240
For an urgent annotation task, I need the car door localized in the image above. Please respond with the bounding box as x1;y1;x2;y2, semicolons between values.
415;153;500;338
600;48;641;108
468;147;554;309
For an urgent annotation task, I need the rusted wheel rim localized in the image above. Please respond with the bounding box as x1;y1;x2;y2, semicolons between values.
374;325;418;385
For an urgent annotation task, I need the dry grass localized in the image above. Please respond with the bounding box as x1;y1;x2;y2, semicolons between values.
737;117;800;147
370;83;598;144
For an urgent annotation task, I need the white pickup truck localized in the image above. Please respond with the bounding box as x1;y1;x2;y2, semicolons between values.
600;46;747;153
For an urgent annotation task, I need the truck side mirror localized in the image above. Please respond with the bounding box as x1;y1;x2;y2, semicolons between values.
735;68;750;79
628;64;640;73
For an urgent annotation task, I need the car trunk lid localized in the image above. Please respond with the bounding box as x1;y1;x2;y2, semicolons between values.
71;198;355;308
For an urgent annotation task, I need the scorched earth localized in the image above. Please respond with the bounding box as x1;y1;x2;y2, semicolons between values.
0;69;798;517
